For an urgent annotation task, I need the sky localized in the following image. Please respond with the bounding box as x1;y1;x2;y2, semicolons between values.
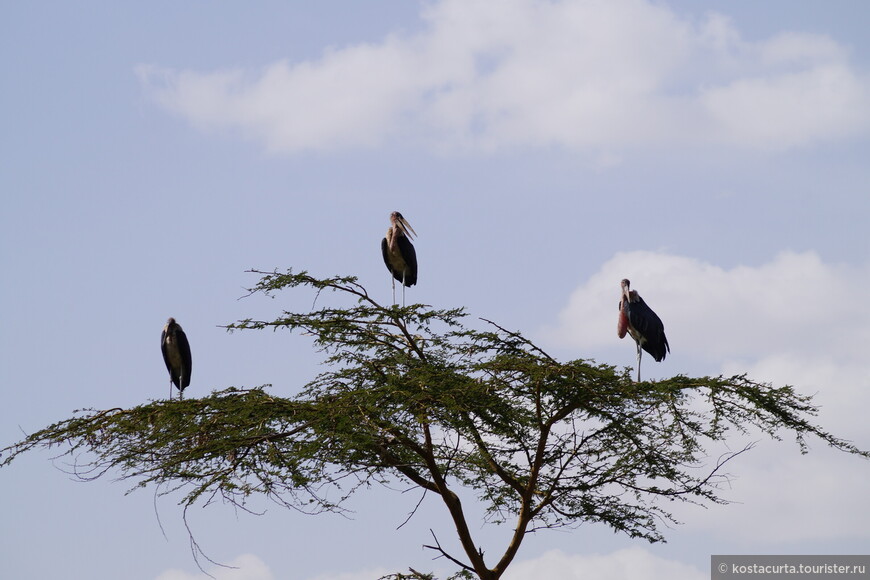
1;1;869;578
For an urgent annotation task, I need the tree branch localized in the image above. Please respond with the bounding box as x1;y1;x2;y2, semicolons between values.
422;529;475;573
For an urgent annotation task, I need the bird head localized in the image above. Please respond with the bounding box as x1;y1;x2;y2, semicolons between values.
390;211;417;240
620;279;631;304
165;317;181;334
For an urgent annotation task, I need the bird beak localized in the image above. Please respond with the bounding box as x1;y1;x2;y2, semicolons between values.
397;215;417;239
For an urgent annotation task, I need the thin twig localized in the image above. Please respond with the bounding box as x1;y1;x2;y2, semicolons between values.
422;529;475;573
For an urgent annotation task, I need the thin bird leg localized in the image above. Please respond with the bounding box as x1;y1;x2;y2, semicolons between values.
391;276;396;306
169;379;173;401
402;270;406;307
636;343;642;382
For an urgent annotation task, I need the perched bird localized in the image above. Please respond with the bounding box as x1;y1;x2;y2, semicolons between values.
618;279;669;382
161;317;192;399
381;211;417;305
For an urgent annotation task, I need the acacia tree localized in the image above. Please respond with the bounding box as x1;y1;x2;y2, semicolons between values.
2;270;867;580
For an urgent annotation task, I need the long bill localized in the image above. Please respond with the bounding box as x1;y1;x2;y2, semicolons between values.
396;215;417;239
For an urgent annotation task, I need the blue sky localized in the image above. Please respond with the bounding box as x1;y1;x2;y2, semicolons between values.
2;1;869;579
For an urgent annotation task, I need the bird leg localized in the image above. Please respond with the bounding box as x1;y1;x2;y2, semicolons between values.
402;270;406;307
391;275;396;306
636;343;642;382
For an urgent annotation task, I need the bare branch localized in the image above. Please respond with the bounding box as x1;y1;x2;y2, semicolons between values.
423;529;475;573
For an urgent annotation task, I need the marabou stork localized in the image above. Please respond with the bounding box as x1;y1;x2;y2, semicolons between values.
381;211;417;305
161;317;192;399
618;279;669;382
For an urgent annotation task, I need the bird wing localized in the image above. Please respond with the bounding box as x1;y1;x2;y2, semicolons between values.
160;329;173;374
381;237;392;273
628;297;669;361
396;236;417;286
176;328;192;389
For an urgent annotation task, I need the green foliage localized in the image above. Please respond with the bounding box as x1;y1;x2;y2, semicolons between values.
2;269;867;580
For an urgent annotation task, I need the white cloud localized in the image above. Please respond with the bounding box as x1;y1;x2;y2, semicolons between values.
154;554;274;580
543;250;870;544
136;0;870;154
700;64;869;150
543;250;870;364
675;422;870;544
136;37;424;153
671;341;870;544
503;547;705;580
759;31;847;67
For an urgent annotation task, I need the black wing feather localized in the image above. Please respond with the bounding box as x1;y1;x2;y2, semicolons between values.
176;328;192;389
381;238;392;274
160;329;172;377
628;297;670;362
161;326;192;391
397;236;417;286
382;236;417;287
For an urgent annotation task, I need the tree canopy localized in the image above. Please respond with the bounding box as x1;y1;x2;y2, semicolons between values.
2;270;866;580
